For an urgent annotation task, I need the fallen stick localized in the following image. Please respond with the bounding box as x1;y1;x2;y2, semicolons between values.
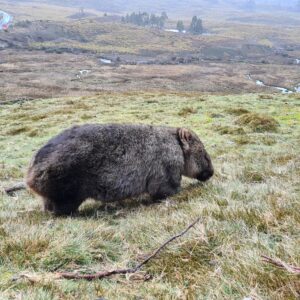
5;182;27;195
57;217;201;280
262;255;300;274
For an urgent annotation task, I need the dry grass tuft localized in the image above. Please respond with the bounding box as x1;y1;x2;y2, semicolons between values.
236;112;279;132
178;107;197;117
233;135;253;145
5;126;31;136
226;107;250;116
258;94;274;100
215;125;245;135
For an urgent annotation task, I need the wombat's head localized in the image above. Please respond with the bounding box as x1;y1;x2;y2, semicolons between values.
178;128;214;182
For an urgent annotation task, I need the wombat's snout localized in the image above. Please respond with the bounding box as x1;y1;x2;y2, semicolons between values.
197;169;214;182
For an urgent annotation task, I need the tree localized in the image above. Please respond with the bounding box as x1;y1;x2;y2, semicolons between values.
176;20;185;32
161;12;168;21
189;16;203;35
121;11;166;28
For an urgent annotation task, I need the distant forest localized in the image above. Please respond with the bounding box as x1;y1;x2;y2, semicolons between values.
122;12;204;34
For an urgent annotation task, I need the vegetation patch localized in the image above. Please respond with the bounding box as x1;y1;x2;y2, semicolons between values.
236;112;279;132
260;135;277;145
147;239;216;286
233;135;253;145
240;167;266;183
215;125;245;135
1;238;50;268
258;94;274;100
178;106;197;117
5;126;31;136
42;242;94;271
226;107;250;116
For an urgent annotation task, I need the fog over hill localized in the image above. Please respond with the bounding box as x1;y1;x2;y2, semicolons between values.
4;0;300;14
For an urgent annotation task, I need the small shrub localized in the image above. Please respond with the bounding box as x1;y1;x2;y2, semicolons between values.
178;107;197;117
236;113;279;132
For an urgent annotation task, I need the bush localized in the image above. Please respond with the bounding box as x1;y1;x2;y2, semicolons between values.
236;113;279;132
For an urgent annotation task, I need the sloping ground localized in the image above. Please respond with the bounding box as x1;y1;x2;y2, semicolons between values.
1;18;297;62
1;49;300;102
0;92;299;299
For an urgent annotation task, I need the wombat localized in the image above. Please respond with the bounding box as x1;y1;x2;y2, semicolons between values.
26;124;214;215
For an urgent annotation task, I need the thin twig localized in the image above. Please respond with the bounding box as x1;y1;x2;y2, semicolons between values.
5;182;27;195
262;255;300;274
57;217;201;280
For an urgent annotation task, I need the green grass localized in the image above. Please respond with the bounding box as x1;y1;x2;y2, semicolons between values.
0;92;299;299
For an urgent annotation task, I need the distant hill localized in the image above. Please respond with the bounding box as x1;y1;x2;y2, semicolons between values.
5;0;299;14
4;0;220;14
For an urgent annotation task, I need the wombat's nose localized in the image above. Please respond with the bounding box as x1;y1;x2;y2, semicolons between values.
197;169;214;182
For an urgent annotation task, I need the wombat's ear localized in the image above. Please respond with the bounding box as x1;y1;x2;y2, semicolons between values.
178;128;192;153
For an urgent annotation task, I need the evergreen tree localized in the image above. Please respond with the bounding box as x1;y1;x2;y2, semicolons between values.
189;16;203;35
161;12;168;21
176;20;185;32
121;11;167;28
150;13;158;27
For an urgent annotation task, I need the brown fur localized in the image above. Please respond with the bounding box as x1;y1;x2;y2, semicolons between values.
27;124;214;215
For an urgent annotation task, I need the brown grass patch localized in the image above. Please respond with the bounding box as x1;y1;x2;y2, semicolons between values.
236;113;279;132
178;107;197;117
226;107;250;116
215;125;245;135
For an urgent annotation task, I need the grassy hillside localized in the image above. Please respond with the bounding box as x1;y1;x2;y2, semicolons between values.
0;92;299;299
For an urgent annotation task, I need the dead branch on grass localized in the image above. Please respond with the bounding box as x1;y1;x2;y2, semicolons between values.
57;217;201;280
262;255;300;274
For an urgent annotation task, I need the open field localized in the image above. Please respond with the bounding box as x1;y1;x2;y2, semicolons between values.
1;49;300;102
1;1;300;101
1;0;300;104
0;92;299;299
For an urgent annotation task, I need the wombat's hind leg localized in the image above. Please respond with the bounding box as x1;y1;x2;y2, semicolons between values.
149;183;179;202
52;197;84;216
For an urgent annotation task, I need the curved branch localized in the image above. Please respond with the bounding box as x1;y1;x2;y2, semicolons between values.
262;255;300;274
57;217;201;280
